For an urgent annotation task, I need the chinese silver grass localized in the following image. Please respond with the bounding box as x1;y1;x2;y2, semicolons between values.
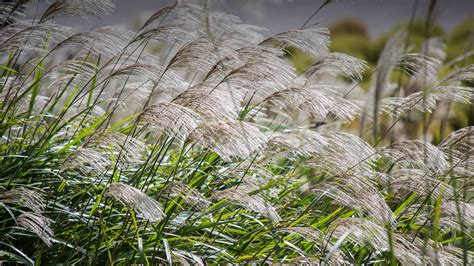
443;247;474;265
0;22;74;53
213;189;280;222
288;256;319;265
40;0;116;22
107;63;187;93
428;238;467;264
439;127;474;152
439;64;474;84
83;132;145;166
277;227;325;244
202;11;245;37
172;83;244;119
330;218;389;254
164;182;209;210
379;140;449;174
309;132;377;176
379;91;439;119
433;85;474;104
420;38;447;62
61;99;106;122
213;59;296;101
0;21;29;42
406;201;474;232
290;253;350;265
313;175;394;224
328;97;363;121
168;37;223;73
260;84;362;123
140;3;236;45
439;126;474;176
226;55;295;86
0;81;52;115
368;31;406;132
48;59;99;81
139;3;180;30
438;201;474;228
105;183;163;222
394;234;464;265
188;120;267;161
375;85;473;121
306;52;368;81
17;212;54;246
212;46;285;71
140;3;240;37
172;250;205;266
260;28;330;58
394;53;441;79
1;70;77;117
217;24;266;48
0;119;50;146
168;25;265;74
43;60;99;100
203;46;285;85
61;147;112;175
263;87;337;121
60;132;144;175
303;79;366;99
277;227;350;264
0;2;25;26
218;160;275;192
107;82;155;118
374;31;406;87
141;102;201;142
445;51;474;69
264;129;327;159
136;24;201;46
53;26;134;58
383;169;454;201
1;1;472;263
0;188;45;213
330;218;452;264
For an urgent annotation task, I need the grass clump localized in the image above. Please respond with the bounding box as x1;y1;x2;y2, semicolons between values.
0;1;473;264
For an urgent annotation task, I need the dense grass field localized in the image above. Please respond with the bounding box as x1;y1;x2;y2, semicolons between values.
0;1;473;264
